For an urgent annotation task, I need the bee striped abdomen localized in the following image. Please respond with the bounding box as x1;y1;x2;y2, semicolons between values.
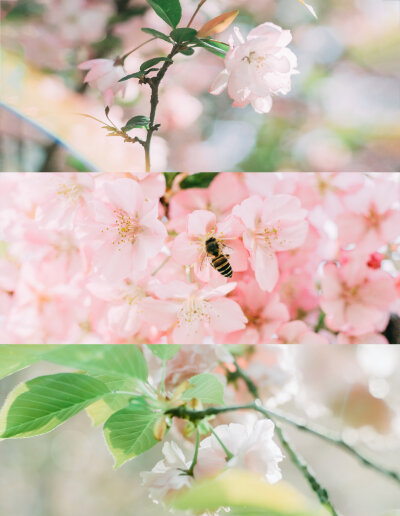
212;254;233;278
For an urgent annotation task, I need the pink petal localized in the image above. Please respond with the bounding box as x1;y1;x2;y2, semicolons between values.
358;276;396;308
171;233;201;266
261;195;305;224
187;210;216;236
251;96;273;114
226;239;249;272
172;319;205;344
337;213;365;247
103;88;114;107
105;178;143;215
233;196;263;231
209;298;247;333
321;263;342;300
272;220;308;251
209;173;246;213
345;303;388;335
78;58;110;70
209;70;229;95
141;298;177;331
254;246;279;292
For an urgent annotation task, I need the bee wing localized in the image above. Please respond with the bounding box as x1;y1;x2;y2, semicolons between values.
221;244;235;257
199;251;208;270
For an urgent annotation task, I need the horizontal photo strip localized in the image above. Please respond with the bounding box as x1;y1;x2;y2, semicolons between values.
2;0;399;172
0;172;399;344
0;344;399;516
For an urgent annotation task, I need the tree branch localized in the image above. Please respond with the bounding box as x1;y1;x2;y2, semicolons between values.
165;403;400;486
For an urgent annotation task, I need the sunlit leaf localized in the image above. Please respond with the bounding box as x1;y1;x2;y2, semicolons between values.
104;403;163;468
0;373;110;438
86;394;133;427
182;373;224;405
147;345;181;361
169;469;324;515
43;345;148;382
0;345;57;380
197;10;239;38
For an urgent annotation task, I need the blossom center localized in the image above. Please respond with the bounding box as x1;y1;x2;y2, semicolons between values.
110;209;140;248
57;182;83;203
342;284;361;304
123;285;145;306
177;296;213;327
242;51;265;68
255;223;281;248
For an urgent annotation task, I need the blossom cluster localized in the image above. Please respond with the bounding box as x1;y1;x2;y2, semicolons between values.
140;344;400;508
0;172;399;344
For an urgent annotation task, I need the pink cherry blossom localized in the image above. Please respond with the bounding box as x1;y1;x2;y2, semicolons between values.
220;276;290;344
275;320;330;344
194;419;283;483
320;259;397;336
233;195;308;292
168;173;248;232
86;277;151;341
81;178;166;281
171;210;248;282
141;442;192;504
79;58;127;106
336;181;400;253
210;23;298;113
142;281;247;344
145;345;232;389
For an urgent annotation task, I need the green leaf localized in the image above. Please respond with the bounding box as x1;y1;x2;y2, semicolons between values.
147;345;181;361
180;47;195;56
0;345;57;380
123;115;150;131
86;393;133;427
42;345;148;382
0;373;110;438
169;469;321;515
119;71;146;81
182;373;224;405
195;38;230;58
104;403;162;468
146;0;182;28
85;373;143;427
141;27;172;43
170;27;198;44
180;172;219;189
140;56;172;71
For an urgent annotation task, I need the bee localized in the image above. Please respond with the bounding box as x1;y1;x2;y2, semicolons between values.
204;237;233;278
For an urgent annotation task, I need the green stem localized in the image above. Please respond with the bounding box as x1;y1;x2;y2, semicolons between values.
121;37;157;63
314;310;326;333
272;421;340;516
143;44;182;171
226;360;260;399
151;255;171;276
210;426;234;461
185;429;201;477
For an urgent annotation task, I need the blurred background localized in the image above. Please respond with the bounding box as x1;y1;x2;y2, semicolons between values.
0;346;400;516
0;0;399;172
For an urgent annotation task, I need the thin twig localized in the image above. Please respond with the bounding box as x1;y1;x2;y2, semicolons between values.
187;0;207;28
272;421;340;516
